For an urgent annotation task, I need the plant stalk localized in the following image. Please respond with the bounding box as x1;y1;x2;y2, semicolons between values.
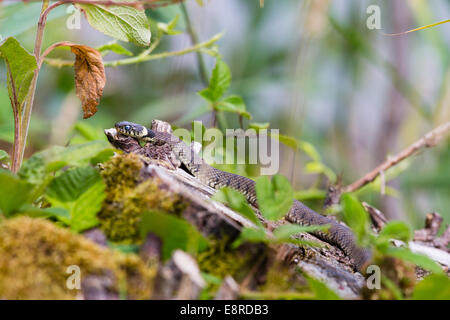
14;0;51;172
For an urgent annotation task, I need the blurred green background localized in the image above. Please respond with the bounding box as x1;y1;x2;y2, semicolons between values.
0;0;449;228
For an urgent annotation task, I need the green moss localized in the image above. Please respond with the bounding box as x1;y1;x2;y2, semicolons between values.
98;154;186;242
197;239;249;280
0;216;156;300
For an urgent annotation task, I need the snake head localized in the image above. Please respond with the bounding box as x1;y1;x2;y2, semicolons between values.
115;121;148;138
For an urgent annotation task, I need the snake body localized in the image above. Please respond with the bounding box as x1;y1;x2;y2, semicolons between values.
115;121;372;272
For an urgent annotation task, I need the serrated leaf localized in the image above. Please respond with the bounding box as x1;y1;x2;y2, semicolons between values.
412;274;450;300
255;174;294;221
139;210;208;260
386;247;444;275
379;221;412;242
97;42;133;56
216;95;251;119
0;37;37;113
46;167;100;202
46;166;104;232
212;187;260;226
0;169;34;216
19;141;111;184
77;1;151;47
69;179;104;232
198;59;231;102
341;193;370;246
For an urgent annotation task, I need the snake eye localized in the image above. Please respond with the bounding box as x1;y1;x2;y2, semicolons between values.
124;125;131;131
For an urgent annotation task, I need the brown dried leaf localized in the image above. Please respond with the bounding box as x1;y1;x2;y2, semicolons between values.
69;44;105;119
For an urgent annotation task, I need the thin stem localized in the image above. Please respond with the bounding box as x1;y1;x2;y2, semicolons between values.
16;0;52;172
180;2;209;86
343;121;450;193
44;33;223;67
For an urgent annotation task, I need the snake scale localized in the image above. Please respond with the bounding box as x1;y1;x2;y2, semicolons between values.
114;121;372;273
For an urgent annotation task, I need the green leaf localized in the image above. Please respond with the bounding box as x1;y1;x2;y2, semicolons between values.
269;132;299;149
157;14;182;35
0;149;10;163
19;141;111;184
232;226;268;248
379;221;412;242
0;169;34;216
255;174;294;221
304;161;336;182
45;166;104;232
298;141;321;161
0;37;37;112
46;167;100;202
273;223;330;242
139;210;208;260
97;41;133;56
341;193;370;246
191;120;207;143
294;189;327;201
412;274;450;300
305;275;340;300
216;95;251;119
249;122;270;132
69;179;104;232
212;187;260;226
198;59;231;102
72;122;109;143
18;204;71;223
77;1;151;47
386;247;444;275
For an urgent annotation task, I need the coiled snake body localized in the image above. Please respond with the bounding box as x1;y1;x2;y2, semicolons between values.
115;121;371;272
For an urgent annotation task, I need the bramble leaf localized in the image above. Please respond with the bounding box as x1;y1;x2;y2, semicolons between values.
255;174;293;221
45;166;104;232
77;1;151;47
379;221;412;242
341;193;370;246
212;187;260;226
216;95;251;119
97;41;133;56
198;59;231;102
0;169;34;216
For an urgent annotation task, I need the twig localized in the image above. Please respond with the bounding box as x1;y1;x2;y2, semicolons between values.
343;121;450;193
44;33;223;67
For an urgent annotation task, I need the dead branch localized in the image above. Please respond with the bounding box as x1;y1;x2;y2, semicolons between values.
343;121;450;193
